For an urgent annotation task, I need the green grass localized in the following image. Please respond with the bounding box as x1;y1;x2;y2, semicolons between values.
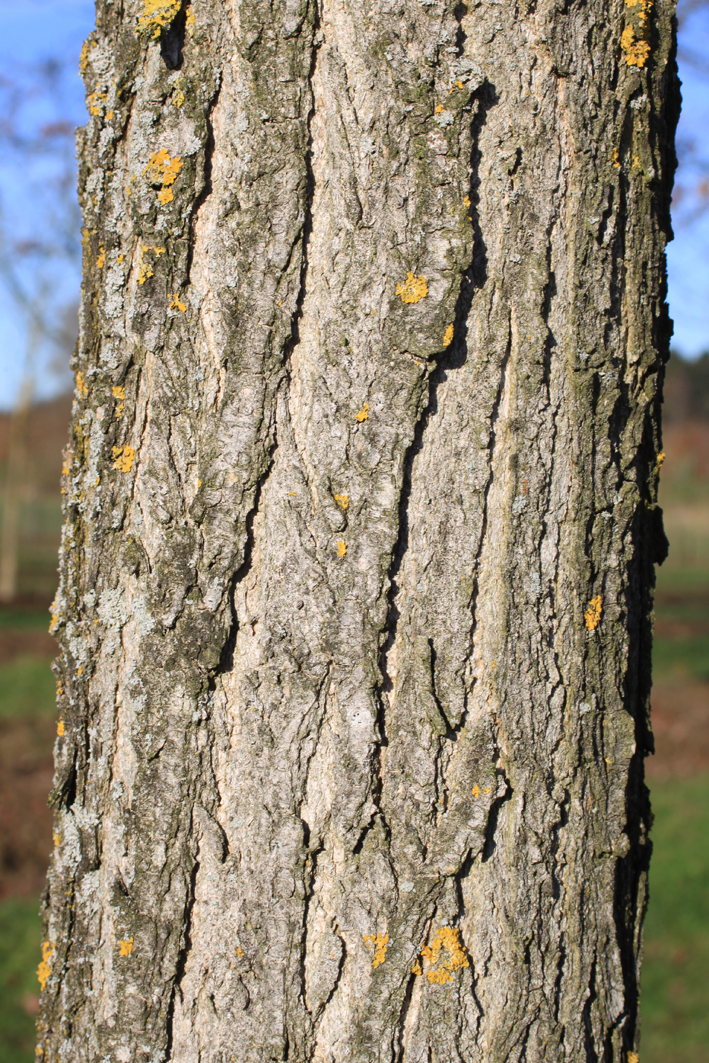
0;658;56;720
653;635;709;683
0;898;41;1063
642;774;709;1063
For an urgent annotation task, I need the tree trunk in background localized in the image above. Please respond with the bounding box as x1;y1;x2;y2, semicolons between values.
40;1;678;1060
0;367;35;602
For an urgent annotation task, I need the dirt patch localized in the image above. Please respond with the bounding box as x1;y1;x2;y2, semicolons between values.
648;681;709;780
0;716;54;900
0;630;56;664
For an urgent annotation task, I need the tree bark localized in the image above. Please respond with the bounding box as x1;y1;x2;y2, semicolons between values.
40;1;678;1060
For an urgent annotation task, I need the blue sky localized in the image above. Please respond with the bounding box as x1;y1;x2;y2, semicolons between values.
0;0;707;410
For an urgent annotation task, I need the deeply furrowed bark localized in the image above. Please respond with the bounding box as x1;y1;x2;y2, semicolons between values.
40;1;678;1060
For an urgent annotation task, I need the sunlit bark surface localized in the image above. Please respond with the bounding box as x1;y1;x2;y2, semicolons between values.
40;1;678;1060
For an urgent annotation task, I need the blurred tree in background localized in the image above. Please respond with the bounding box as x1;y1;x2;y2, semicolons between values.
0;56;80;601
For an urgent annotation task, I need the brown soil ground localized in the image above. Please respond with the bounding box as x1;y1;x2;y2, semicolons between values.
0;714;54;900
648;681;709;780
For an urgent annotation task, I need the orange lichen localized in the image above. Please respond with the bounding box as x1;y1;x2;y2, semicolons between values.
337;540;347;558
355;402;370;423
612;147;621;170
627;1054;639;1063
144;149;183;205
334;493;349;510
119;937;134;956
471;784;481;799
435;104;445;114
396;272;428;304
417;927;469;985
79;39;95;74
112;385;125;417
656;451;665;469
585;595;602;631
137;244;166;284
137;0;181;37
75;371;88;397
88;91;107;117
169;293;187;312
363;932;389;968
37;942;55;991
626;0;652;25
621;24;650;67
57;719;65;737
53;831;61;847
112;445;136;473
443;323;454;346
96;246;106;269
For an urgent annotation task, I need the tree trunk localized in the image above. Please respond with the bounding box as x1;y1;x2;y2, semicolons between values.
40;1;678;1060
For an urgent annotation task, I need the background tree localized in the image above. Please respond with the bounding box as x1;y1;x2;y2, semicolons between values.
40;1;678;1061
0;57;80;601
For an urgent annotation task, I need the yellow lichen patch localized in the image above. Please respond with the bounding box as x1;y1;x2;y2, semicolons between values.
75;371;88;397
137;0;181;37
79;39;95;74
337;540;347;559
396;272;428;304
443;323;454;347
355;402;370;423
417;927;469;985
411;959;422;974
627;1054;639;1063
584;595;603;631
463;194;471;209
112;385;125;417
363;932;389;969
119;937;134;956
471;784;481;799
612;147;621;170
112;445;136;473
137;243;166;285
621;24;651;67
87;91;107;117
435;103;445;114
186;9;196;26
57;719;65;737
61;460;70;478
37;942;55;991
144;149;183;205
96;245;106;269
172;86;185;108
53;831;61;847
626;0;652;25
656;451;665;470
334;493;349;510
170;293;187;312
236;946;244;958
484;785;491;795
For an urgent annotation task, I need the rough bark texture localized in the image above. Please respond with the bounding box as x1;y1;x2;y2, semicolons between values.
40;1;678;1060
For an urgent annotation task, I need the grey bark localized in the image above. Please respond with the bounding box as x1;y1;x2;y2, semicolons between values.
40;1;678;1061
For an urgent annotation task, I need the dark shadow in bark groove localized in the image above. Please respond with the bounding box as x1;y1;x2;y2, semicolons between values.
211;18;322;683
185;77;222;287
160;5;188;70
362;81;499;857
165;855;200;1059
379;79;498;681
